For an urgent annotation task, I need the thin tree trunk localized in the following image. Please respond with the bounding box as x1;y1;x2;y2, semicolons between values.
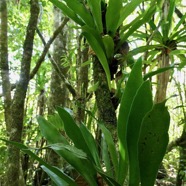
4;1;39;185
47;8;69;184
75;35;89;123
154;53;170;103
49;7;69;112
0;0;12;131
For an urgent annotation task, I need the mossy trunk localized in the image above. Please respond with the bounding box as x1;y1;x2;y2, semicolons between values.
93;57;117;126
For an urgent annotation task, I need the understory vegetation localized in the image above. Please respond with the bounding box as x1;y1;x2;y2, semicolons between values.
0;0;186;185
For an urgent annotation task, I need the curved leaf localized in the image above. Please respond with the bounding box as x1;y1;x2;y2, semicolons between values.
120;4;156;42
127;80;153;185
106;0;122;35
102;34;114;59
57;107;93;160
37;116;68;145
99;124;118;177
143;65;175;81
63;0;94;28
139;101;170;186
117;59;143;184
87;0;103;33
49;0;84;25
82;26;111;88
119;0;143;26
0;139;77;186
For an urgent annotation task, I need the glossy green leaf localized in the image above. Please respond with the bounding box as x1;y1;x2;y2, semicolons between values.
143;65;175;81
127;80;153;185
47;113;64;130
119;0;144;26
121;5;156;42
79;124;101;167
86;0;103;33
57;107;93;160
128;45;161;57
0;139;77;186
162;0;175;39
37;116;68;145
41;166;69;186
49;0;84;25
48;143;98;186
99;124;118;177
176;54;186;69
102;34;115;59
106;0;122;35
171;14;186;37
117;59;143;184
102;135;113;177
139;101;170;186
49;143;87;159
170;26;186;40
62;0;94;28
82;26;111;88
38;112;97;185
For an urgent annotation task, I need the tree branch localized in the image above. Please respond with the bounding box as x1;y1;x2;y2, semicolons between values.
29;17;69;79
35;19;77;98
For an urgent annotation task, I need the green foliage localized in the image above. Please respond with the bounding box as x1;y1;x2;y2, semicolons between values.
1;59;171;186
139;101;170;185
48;0;157;88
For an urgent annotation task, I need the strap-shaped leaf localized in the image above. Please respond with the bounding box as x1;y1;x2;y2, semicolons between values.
87;0;103;33
171;14;186;38
102;34;114;60
99;124;118;177
117;59;143;184
62;0;94;28
41;166;70;186
162;0;175;39
82;26;111;88
106;0;122;35
120;5;156;43
127;80;153;185
57;107;93;160
119;0;144;26
79;124;101;167
143;65;175;81
37;116;68;145
48;143;98;186
0;139;77;186
139;101;170;186
49;0;84;25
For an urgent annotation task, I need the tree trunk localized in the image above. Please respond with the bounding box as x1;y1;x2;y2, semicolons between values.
47;7;69;184
1;1;39;185
49;7;69;113
154;53;170;103
93;57;117;127
75;35;89;124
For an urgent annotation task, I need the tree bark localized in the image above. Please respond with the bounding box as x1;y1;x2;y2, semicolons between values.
93;57;117;126
4;1;39;185
0;0;12;131
154;53;170;103
49;7;69;113
75;35;89;123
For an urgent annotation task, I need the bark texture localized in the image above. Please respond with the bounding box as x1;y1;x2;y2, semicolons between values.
93;57;117;126
4;1;39;185
75;36;89;123
154;53;170;103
